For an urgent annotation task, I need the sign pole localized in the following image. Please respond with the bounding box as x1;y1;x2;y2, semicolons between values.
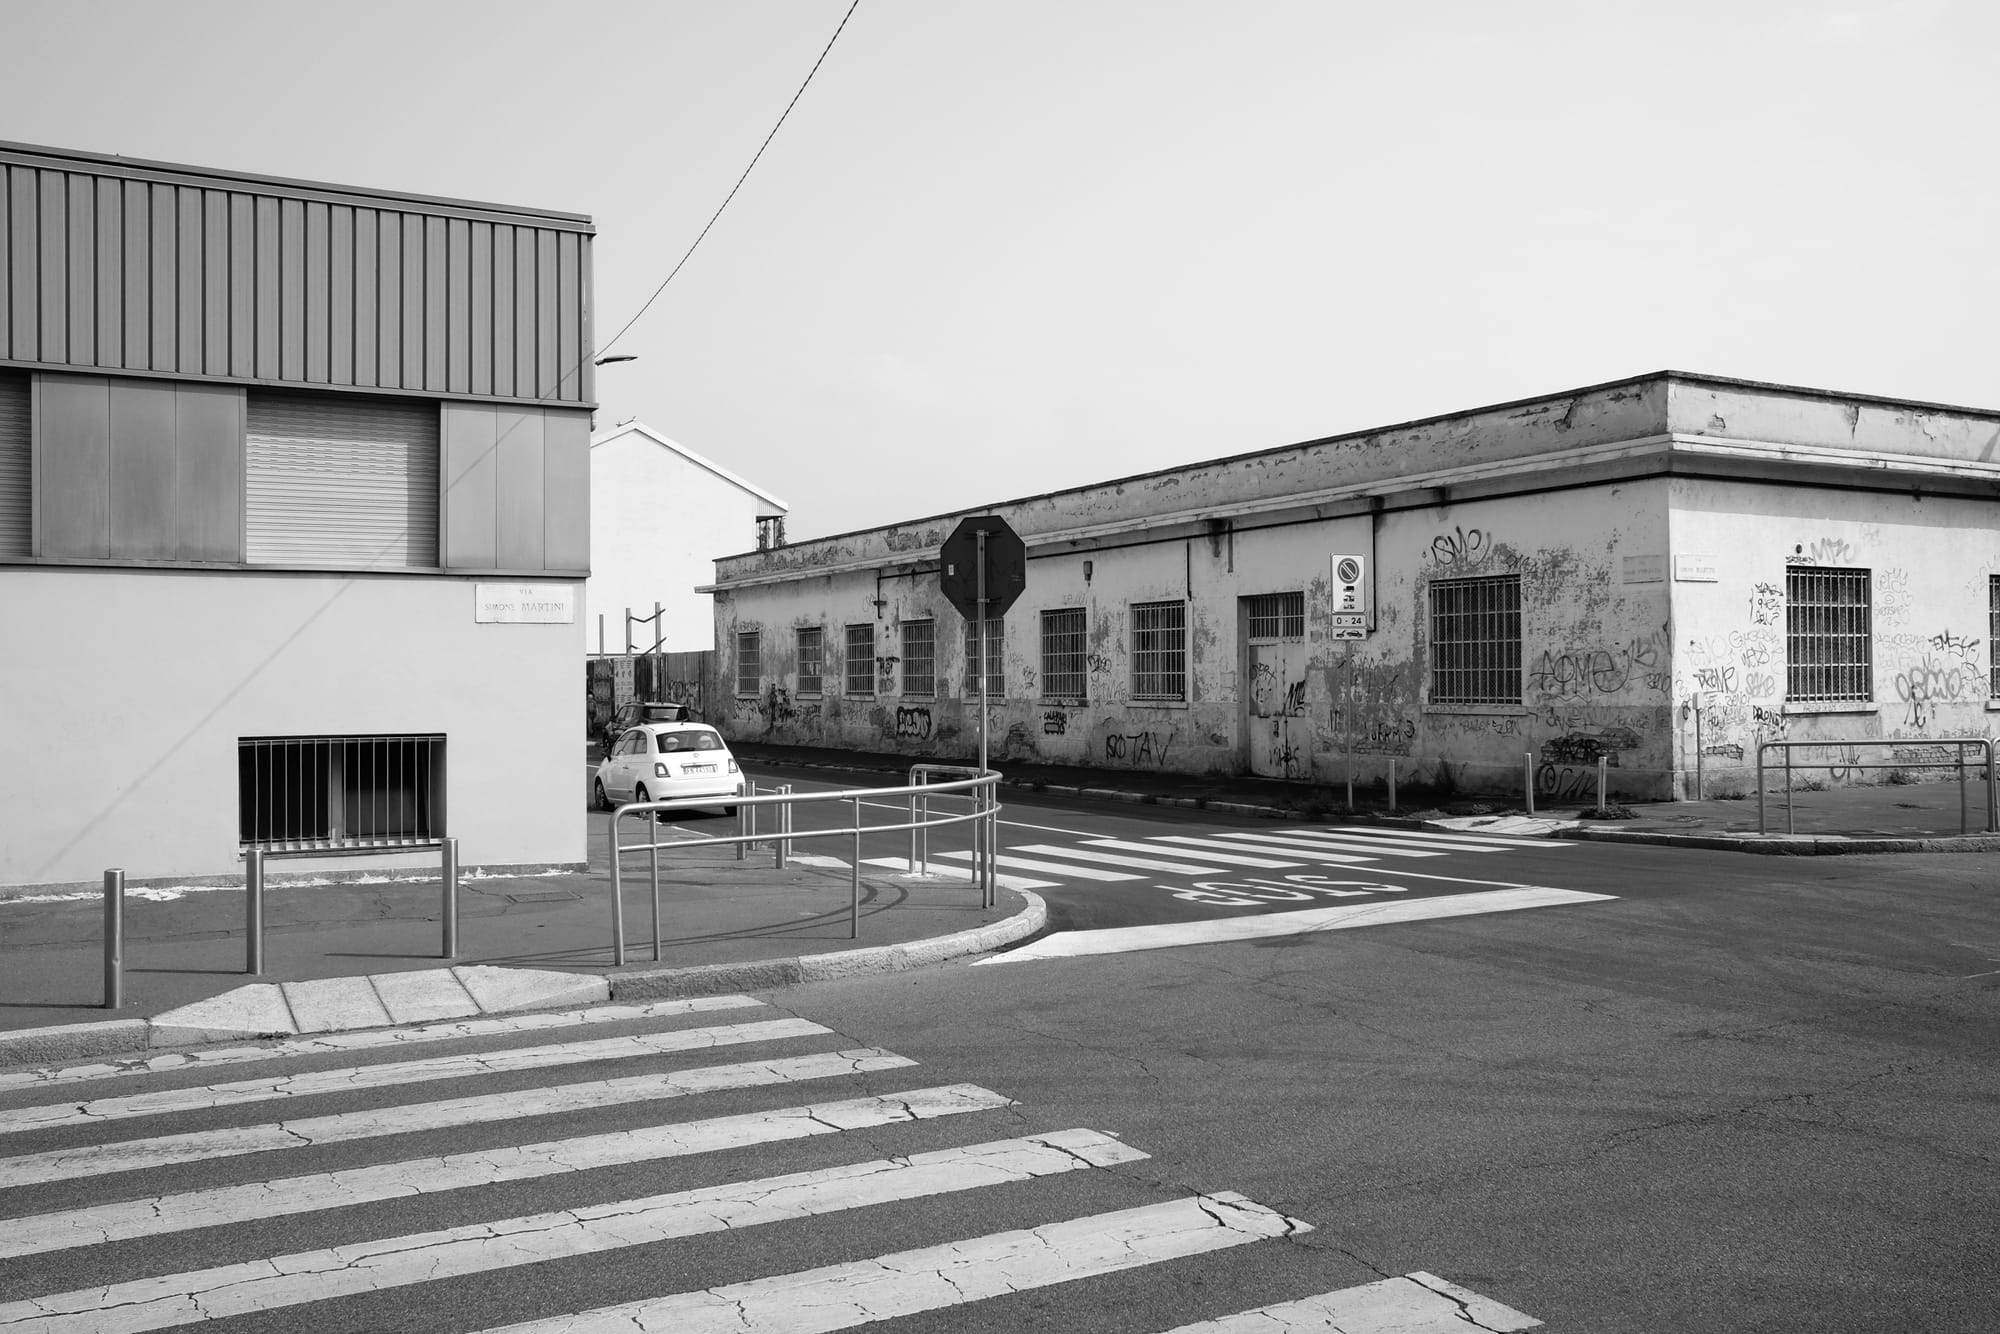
977;528;989;775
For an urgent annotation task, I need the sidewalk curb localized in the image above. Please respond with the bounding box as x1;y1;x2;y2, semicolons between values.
1554;827;2000;854
0;892;1047;1072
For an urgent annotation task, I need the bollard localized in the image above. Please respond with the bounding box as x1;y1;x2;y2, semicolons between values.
1387;758;1397;813
609;812;628;966
244;847;265;976
649;817;662;962
441;839;458;960
850;796;862;940
1524;752;1536;817
777;785;791;870
103;868;124;1010
736;797;748;861
1596;757;1608;816
1346;752;1354;811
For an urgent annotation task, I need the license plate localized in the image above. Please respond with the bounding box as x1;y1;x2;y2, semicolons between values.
682;763;715;773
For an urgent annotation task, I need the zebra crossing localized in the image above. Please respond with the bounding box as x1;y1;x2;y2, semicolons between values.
0;995;1543;1333
868;823;1569;889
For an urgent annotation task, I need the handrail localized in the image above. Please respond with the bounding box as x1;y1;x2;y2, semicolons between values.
606;771;1002;965
1755;737;1997;836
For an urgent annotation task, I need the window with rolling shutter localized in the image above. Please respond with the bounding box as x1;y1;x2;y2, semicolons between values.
245;392;440;568
0;374;27;557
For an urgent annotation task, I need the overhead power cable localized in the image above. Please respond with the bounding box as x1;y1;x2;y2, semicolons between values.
597;0;862;357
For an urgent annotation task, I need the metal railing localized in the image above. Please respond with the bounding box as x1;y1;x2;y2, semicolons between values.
607;770;1001;966
1756;738;1997;836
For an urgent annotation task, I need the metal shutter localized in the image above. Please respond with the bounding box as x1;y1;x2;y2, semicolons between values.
0;375;26;557
245;392;439;567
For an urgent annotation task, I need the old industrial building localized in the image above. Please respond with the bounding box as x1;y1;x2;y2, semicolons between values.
0;141;594;889
705;372;2000;802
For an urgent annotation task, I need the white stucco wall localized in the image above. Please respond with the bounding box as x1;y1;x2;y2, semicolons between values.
0;567;584;888
586;430;780;655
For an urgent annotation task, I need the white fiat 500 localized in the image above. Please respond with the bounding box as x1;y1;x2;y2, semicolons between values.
593;723;744;816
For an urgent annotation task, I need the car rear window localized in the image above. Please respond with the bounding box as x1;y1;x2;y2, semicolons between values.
656;729;724;753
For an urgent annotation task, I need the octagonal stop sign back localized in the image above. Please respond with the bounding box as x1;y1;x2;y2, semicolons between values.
939;515;1026;618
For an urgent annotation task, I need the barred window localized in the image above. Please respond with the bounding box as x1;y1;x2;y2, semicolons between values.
1991;577;2000;698
1041;608;1087;702
239;735;444;850
1244;592;1304;641
797;627;823;695
964;615;1004;697
736;631;761;696
845;624;875;696
901;619;936;696
1131;600;1187;702
1787;567;1871;703
1428;575;1521;705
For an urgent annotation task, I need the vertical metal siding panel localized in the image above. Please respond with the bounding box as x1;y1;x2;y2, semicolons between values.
578;237;593;405
37;171;65;364
328;205;353;385
376;211;400;386
149;183;176;370
535;229;557;400
490;224;514;397
447;217;470;394
495;406;545;570
173;382;243;560
468;222;491;395
350;207;375;386
255;196;282;380
199;191;227;375
96;178;122;367
10;169;36;362
441;401;498;569
0;170;12;362
513;226;535;397
38;373;111;558
124;180;150;368
424;215;447;391
556;231;579;401
67;175;95;364
174;188;201;374
542;408;590;572
304;201;328;382
401;213;423;390
108;378;177;559
228;193;255;379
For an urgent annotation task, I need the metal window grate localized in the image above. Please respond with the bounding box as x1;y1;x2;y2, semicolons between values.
1244;592;1304;641
1131;600;1187;702
736;631;761;696
901;620;936;696
1041;608;1087;702
1786;567;1871;703
964;615;1004;697
1992;576;2000;699
797;627;824;695
238;735;444;851
1428;575;1521;705
845;624;876;696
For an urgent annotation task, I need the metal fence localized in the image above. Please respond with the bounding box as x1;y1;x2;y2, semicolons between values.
1756;738;1997;835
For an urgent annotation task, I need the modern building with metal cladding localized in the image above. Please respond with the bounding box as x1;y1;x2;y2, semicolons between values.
0;141;595;890
705;372;2000;805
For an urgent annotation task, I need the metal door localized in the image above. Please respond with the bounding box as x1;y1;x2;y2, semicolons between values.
1243;593;1310;779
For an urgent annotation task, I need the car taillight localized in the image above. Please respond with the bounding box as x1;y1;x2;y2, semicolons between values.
727;758;738;772
654;762;669;778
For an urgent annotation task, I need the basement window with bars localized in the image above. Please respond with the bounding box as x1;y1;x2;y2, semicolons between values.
736;631;761;696
1787;567;1872;704
964;615;1003;698
1131;600;1187;702
1041;608;1087;703
1244;592;1305;641
239;735;445;851
797;627;824;695
901;620;936;696
846;624;876;696
1428;575;1522;706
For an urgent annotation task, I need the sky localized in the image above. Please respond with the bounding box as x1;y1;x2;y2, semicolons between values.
4;0;1996;541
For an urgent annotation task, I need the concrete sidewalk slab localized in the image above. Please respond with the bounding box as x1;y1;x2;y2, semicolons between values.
455;965;610;1015
283;976;392;1032
370;969;481;1025
151;984;295;1046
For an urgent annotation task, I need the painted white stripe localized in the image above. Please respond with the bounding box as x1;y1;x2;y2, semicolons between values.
0;1131;1148;1334
976;887;1616;963
475;1192;1306;1334
0;1017;834;1139
0;1084;1014;1260
1156;1271;1540;1333
858;857;1057;890
0;995;768;1094
1012;844;1236;875
1328;824;1565;850
941;850;1143;881
0;1048;912;1190
1085;839;1302;869
1155;834;1376;865
1217;831;1446;859
1313;828;1521;853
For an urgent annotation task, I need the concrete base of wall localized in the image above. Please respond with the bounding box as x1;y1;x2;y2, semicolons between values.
0;861;591;901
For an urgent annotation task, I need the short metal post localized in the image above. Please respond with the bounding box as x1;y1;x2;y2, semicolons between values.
1757;745;1768;834
609;812;627;966
972;786;984;899
441;839;458;960
1596;756;1608;816
1345;751;1353;810
1987;739;1998;833
244;847;264;976
1693;699;1705;801
919;786;931;875
1786;747;1795;835
736;797;748;861
907;788;918;872
649;820;662;963
1959;743;1969;837
103;868;124;1010
850;795;862;940
1387;757;1397;812
1524;752;1535;816
776;785;791;870
986;784;998;909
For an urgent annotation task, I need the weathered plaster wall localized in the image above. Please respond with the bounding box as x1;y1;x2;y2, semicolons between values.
1668;379;2000;464
1669;479;1999;792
